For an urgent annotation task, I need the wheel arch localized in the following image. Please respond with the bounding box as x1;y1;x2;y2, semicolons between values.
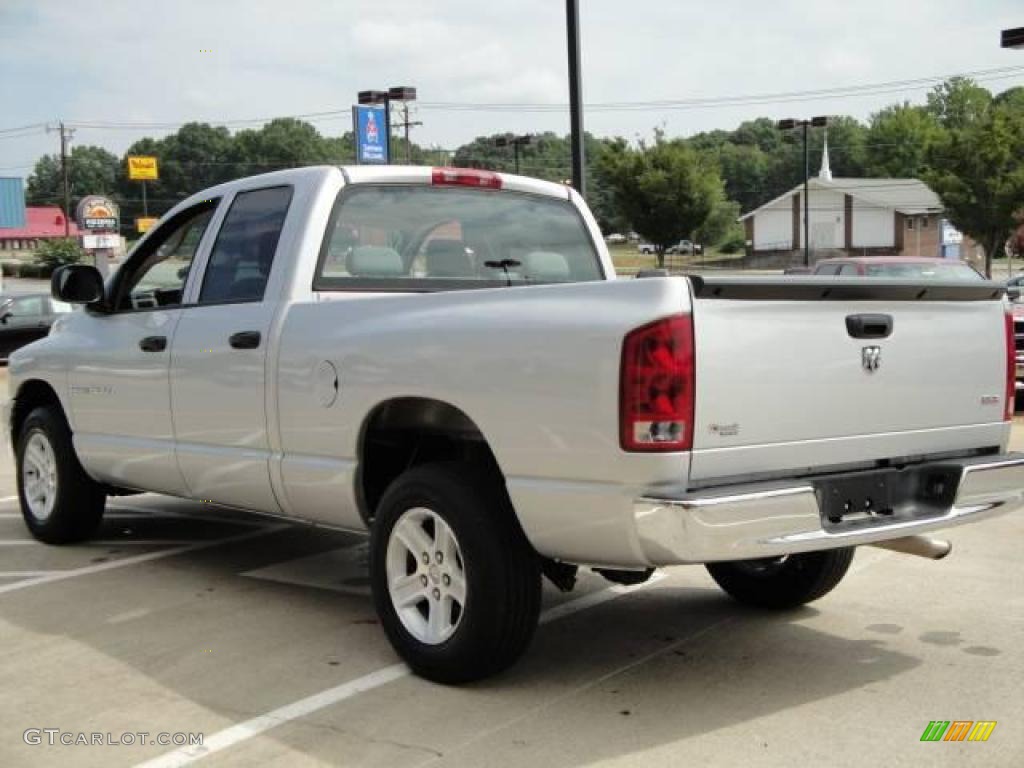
10;378;67;445
356;397;506;525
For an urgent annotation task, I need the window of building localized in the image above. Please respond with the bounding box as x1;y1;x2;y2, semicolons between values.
906;219;915;230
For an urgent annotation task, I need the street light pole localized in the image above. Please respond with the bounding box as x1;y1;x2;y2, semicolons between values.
777;116;828;267
802;122;810;267
566;0;585;196
495;135;532;174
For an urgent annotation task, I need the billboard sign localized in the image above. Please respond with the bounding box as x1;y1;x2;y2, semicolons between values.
353;104;389;164
76;195;119;231
127;156;159;181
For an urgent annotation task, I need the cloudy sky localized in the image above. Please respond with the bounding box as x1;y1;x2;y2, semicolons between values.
1;0;1022;176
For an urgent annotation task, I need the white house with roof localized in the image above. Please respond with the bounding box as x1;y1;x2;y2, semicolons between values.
739;137;947;259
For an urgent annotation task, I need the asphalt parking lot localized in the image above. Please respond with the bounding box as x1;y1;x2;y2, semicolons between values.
0;367;1021;767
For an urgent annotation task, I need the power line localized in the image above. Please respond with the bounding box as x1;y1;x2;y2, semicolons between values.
3;64;1019;136
418;66;1024;112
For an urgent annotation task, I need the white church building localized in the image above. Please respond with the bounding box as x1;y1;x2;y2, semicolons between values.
739;136;948;260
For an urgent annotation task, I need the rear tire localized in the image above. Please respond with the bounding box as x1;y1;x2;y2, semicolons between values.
706;548;855;609
370;462;541;684
16;406;106;544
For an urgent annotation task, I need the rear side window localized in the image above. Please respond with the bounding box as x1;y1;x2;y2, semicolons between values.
199;186;293;304
315;185;603;291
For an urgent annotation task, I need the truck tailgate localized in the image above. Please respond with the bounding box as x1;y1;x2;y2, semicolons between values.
688;277;1011;484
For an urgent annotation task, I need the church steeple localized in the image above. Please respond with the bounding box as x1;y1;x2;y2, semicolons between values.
818;128;832;180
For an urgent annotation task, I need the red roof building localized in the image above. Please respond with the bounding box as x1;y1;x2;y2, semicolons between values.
0;206;80;251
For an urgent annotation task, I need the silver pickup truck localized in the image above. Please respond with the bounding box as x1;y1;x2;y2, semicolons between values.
7;165;1024;683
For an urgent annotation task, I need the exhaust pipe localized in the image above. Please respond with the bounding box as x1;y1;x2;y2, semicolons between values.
870;535;952;560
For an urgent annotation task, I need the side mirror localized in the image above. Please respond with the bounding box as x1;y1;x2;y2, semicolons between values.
0;312;9;324
51;264;105;306
1008;286;1021;301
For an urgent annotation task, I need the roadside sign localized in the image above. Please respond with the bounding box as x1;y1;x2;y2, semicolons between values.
75;195;119;231
83;233;120;249
136;216;158;233
128;156;159;180
352;104;389;164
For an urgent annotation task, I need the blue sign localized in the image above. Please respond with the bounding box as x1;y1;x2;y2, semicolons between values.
353;104;389;164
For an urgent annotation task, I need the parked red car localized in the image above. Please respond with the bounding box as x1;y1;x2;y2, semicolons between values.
811;256;983;280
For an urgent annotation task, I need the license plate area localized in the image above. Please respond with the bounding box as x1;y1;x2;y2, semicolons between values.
815;465;961;531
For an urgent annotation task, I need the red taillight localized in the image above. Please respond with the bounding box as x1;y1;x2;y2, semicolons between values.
620;315;695;452
431;167;502;190
1005;310;1015;421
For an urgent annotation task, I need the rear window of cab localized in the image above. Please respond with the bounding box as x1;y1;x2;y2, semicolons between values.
314;185;604;292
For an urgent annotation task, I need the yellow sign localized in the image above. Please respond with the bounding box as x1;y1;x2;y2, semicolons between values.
128;156;159;181
136;217;158;233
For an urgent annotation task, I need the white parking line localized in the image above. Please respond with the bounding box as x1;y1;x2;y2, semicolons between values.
133;574;666;768
0;570;61;578
0;496;18;504
0;524;287;596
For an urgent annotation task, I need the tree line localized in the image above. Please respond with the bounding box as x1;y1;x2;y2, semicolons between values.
24;77;1024;274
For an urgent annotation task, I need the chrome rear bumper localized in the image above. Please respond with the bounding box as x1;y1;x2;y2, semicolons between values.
633;454;1024;565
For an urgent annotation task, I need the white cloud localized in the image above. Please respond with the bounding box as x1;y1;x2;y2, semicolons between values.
0;0;1021;172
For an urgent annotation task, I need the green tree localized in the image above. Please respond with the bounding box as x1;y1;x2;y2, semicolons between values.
34;238;85;274
26;145;120;212
716;142;771;214
732;117;787;154
864;103;944;177
599;133;723;267
229;118;335;173
926;77;992;131
927;101;1024;276
695;198;742;248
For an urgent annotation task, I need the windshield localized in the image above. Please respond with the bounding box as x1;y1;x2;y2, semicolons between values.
863;262;982;280
316;185;603;291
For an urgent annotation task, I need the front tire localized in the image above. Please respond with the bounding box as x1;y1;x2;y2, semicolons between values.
706;548;855;609
17;406;106;544
370;462;541;684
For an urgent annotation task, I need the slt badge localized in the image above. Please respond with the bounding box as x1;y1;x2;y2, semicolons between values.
862;345;881;372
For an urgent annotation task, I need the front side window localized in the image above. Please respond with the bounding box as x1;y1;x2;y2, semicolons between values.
115;204;217;311
198;186;293;304
316;185;603;291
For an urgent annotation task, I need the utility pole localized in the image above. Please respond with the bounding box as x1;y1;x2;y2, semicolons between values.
387;87;420;164
48;121;75;237
566;0;585;196
393;102;423;164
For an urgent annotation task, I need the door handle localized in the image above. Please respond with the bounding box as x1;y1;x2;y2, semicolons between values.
229;331;261;350
139;335;167;352
846;314;893;339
